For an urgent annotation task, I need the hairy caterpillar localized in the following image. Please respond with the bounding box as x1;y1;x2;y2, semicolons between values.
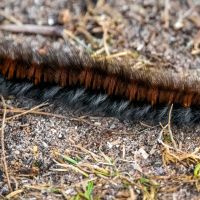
0;40;199;124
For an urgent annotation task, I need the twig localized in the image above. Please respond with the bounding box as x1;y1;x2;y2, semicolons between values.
0;96;12;192
0;24;92;51
3;103;48;122
0;24;63;37
0;108;66;121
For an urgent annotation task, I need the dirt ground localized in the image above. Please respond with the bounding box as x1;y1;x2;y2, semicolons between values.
0;0;200;199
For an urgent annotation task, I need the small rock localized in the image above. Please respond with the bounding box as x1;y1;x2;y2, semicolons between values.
94;122;101;126
110;124;115;129
42;142;48;148
14;150;20;155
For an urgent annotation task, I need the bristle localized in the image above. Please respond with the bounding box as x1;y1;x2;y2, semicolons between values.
0;40;200;124
1;73;200;125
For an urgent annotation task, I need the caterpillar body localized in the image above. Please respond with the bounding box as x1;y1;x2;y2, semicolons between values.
0;40;200;124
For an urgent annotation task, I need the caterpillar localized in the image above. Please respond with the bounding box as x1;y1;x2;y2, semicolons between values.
0;40;200;125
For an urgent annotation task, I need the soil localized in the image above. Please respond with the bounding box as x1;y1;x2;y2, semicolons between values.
0;0;200;199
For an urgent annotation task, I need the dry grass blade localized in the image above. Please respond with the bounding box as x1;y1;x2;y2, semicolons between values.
162;145;200;166
6;189;24;199
73;145;102;161
0;11;22;25
0;96;12;192
0;107;66;121
52;159;89;177
164;0;170;28
62;29;91;51
167;104;178;150
3;103;48;121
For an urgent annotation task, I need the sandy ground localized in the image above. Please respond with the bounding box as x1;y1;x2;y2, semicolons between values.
0;0;200;199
